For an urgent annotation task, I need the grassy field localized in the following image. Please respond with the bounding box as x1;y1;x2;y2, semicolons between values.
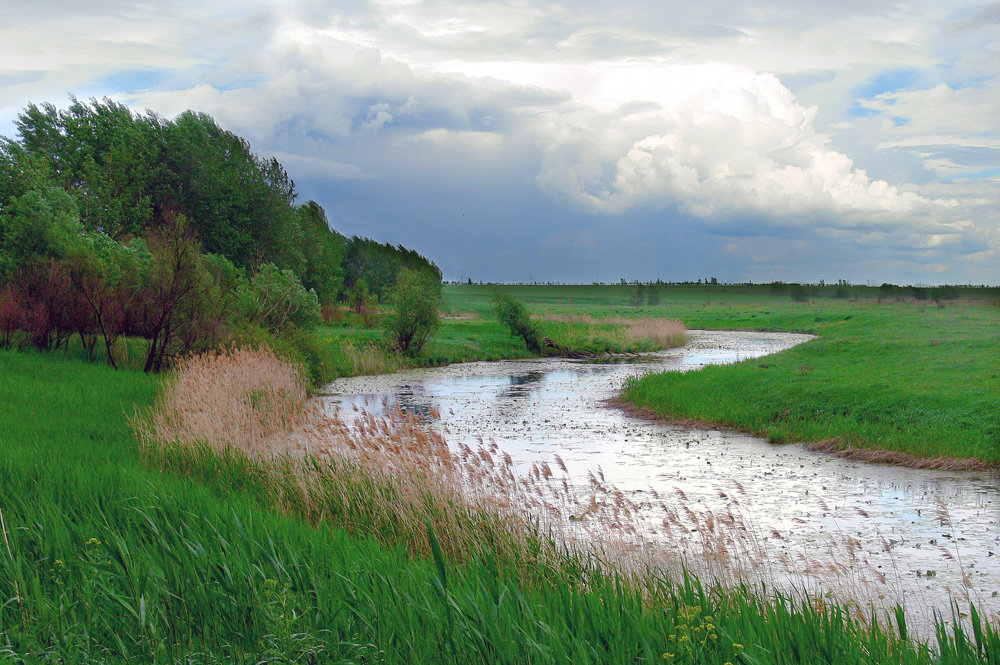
440;284;1000;465
2;346;999;662
317;289;688;377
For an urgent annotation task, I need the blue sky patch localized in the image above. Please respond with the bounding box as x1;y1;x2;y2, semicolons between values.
98;70;169;93
854;69;921;100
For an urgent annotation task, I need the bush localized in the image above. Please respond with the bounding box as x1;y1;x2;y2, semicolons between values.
385;269;440;356
229;323;336;387
491;293;541;353
236;263;321;334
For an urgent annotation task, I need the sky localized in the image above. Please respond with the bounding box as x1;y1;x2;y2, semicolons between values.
1;1;998;284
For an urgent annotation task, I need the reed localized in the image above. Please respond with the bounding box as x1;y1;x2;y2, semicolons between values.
4;346;999;663
539;314;687;353
328;339;407;377
137;347;991;636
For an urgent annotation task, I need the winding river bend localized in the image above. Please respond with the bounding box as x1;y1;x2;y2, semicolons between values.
320;331;999;628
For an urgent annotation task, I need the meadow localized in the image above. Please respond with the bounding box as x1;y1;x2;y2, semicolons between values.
2;345;1000;663
1;282;999;662
434;284;1000;465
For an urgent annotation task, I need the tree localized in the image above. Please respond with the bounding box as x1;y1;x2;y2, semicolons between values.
0;186;83;277
296;200;345;303
68;233;152;367
385;269;440;355
134;215;239;372
491;293;541;353
9;98;168;239
236;262;320;334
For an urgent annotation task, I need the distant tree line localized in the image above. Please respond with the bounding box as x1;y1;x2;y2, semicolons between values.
0;98;440;372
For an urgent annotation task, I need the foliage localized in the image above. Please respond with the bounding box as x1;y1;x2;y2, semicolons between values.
342;236;442;302
385;268;441;355
0;186;82;277
347;277;371;314
0;97;438;308
0;98;442;380
295;200;344;304
491;292;542;353
164;110;303;269
236;263;320;334
1;347;999;663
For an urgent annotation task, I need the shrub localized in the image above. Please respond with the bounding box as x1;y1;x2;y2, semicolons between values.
0;285;20;347
348;278;371;314
236;262;321;334
491;293;541;353
385;269;440;356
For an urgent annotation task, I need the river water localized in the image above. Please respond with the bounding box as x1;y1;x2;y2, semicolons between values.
319;330;999;629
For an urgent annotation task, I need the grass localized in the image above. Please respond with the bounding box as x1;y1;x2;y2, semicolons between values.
442;284;1000;465
624;296;1000;465
318;305;686;378
3;346;1000;662
2;282;999;661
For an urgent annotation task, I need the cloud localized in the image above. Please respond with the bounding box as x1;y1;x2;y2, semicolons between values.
2;0;998;283
531;65;951;228
268;152;372;181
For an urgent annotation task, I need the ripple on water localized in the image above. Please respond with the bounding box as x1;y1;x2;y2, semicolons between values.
320;330;1000;633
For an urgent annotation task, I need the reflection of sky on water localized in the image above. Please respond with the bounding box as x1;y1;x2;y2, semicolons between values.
319;330;1000;630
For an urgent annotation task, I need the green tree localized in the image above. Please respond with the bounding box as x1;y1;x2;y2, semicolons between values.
236;263;320;334
0;186;83;277
10;98;168;239
165;111;303;271
491;293;541;353
385;268;440;356
296;200;345;303
68;233;152;367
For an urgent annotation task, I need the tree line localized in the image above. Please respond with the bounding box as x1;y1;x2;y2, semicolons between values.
0;98;440;371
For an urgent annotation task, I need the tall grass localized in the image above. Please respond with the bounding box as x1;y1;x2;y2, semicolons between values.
141;349;996;651
540;314;687;352
3;346;999;662
329;339;407;376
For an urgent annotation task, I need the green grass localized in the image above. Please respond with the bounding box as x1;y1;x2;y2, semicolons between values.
442;284;1000;464
626;297;1000;464
3;347;999;661
318;289;691;376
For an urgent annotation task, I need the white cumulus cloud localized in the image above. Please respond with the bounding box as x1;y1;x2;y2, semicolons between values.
532;66;951;226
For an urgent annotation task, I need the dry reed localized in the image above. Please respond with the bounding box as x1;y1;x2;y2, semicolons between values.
135;347;967;634
136;346;307;456
540;314;686;350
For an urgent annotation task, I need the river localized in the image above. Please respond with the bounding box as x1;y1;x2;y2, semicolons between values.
319;330;999;630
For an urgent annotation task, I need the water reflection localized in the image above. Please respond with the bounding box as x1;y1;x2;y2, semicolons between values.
320;330;1000;628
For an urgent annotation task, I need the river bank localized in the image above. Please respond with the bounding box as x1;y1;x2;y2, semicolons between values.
319;330;1000;634
443;284;1000;466
3;339;998;662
